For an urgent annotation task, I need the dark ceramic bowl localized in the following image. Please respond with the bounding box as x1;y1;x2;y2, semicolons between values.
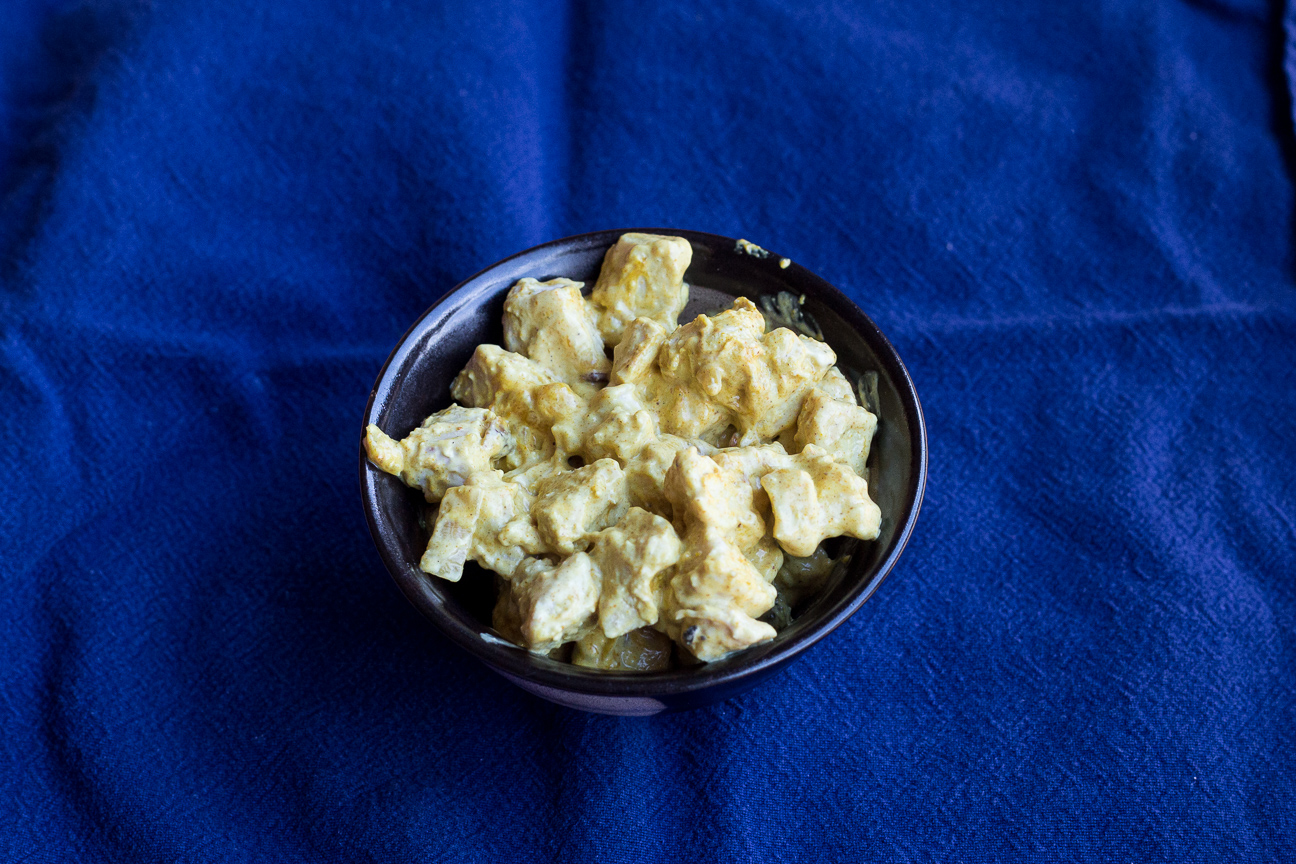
360;229;927;715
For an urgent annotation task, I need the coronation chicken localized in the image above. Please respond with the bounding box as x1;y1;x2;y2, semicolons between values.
363;406;511;503
364;234;883;668
794;388;878;478
503;277;609;398
761;445;882;557
589;507;682;637
654;297;836;444
497;555;600;652
450;344;565;470
530;459;629;554
589;233;692;344
421;474;532;582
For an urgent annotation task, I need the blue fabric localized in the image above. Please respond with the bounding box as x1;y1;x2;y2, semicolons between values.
3;0;1294;859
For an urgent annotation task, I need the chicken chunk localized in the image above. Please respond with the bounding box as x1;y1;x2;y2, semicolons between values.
496;554;600;652
657;297;836;444
530;459;629;554
502;277;610;398
419;474;533;581
710;442;795;493
817;366;856;403
761;445;881;557
588;233;692;344
622;434;700;517
609;316;668;386
589;507;682;637
450;344;569;469
609;315;738;445
548;384;657;463
664;447;765;549
363;406;512;503
674;445;787;580
794;388;878;477
659;531;777;661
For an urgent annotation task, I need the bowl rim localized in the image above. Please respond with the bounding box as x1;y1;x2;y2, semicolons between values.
360;227;928;697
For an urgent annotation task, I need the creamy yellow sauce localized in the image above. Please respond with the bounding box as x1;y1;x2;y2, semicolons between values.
365;234;881;667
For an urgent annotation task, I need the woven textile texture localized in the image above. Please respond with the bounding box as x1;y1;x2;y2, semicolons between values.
2;0;1294;860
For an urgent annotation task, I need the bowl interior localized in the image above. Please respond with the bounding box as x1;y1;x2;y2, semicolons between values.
361;229;926;697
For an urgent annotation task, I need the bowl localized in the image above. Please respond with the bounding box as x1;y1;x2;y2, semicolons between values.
359;228;927;715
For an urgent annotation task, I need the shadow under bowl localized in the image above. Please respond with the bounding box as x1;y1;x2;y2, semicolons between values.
360;228;927;715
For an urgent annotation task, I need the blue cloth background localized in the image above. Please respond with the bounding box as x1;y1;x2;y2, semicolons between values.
2;0;1294;859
